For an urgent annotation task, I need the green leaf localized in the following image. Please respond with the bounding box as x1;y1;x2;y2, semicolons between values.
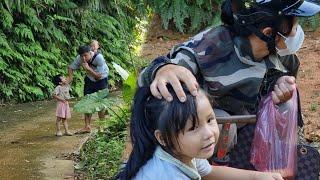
74;89;113;114
22;84;44;98
0;57;8;71
52;14;76;23
111;62;129;80
14;24;35;42
122;72;137;105
0;4;13;29
0;32;10;49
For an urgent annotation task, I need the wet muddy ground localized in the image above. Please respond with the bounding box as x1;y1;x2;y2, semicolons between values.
0;91;121;179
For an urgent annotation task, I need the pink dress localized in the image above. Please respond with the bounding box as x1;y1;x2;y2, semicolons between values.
53;85;71;119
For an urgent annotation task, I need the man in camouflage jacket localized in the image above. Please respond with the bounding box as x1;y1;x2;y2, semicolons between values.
137;0;320;170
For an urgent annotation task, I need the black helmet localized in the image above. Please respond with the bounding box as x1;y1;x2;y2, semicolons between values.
233;0;320;26
255;0;320;17
230;0;320;54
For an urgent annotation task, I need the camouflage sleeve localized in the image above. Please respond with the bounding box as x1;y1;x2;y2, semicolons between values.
279;54;300;77
138;56;172;87
137;48;199;87
137;27;218;87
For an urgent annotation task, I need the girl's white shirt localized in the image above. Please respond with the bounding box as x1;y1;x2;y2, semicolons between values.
133;146;212;180
53;84;71;100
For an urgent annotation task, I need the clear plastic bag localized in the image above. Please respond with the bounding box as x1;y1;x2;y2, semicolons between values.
251;90;298;178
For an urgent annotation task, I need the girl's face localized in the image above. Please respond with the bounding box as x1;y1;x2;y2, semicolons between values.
60;76;67;85
174;92;219;164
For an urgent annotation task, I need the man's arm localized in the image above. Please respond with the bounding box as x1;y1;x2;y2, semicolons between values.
138;49;199;87
138;56;172;87
67;55;82;83
279;54;300;77
269;54;299;104
82;62;102;80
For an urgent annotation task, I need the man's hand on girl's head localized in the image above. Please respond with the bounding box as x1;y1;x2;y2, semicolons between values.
151;64;199;102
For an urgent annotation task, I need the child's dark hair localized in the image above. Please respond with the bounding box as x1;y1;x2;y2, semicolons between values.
52;74;62;86
117;85;200;179
77;45;91;55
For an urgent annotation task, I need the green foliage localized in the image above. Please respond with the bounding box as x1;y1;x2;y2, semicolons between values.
149;0;320;33
0;4;13;29
0;0;148;102
14;24;35;42
74;89;114;114
78;103;129;179
146;0;222;32
77;70;138;178
123;72;137;105
310;102;318;112
300;14;320;31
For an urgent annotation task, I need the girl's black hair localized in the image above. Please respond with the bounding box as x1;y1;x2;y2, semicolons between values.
220;0;295;37
117;85;200;180
52;74;62;86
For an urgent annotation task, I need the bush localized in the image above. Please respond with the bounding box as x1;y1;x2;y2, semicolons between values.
76;71;137;179
300;14;320;32
146;0;222;33
77;104;129;179
0;0;147;102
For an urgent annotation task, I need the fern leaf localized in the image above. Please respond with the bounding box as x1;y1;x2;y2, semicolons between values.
0;32;10;49
50;27;69;44
0;4;14;29
52;14;76;23
22;84;44;98
0;57;8;71
14;24;35;42
22;5;43;32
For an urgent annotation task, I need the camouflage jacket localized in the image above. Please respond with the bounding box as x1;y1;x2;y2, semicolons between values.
138;25;300;115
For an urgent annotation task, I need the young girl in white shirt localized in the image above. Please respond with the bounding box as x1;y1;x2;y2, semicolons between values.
118;85;283;180
52;74;72;136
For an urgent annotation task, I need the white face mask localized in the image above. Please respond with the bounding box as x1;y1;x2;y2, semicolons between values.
276;24;305;57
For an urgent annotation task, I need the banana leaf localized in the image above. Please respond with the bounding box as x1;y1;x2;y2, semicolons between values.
74;89;113;114
112;62;129;80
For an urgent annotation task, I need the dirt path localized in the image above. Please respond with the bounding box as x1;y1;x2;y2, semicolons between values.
0;99;104;179
297;29;320;141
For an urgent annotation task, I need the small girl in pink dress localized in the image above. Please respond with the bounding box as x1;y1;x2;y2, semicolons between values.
52;74;72;136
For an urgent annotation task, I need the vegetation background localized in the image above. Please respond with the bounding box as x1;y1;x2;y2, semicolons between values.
1;0;319;103
0;0;319;179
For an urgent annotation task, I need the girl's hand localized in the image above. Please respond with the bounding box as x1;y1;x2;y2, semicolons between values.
255;172;284;180
150;64;198;102
272;76;296;104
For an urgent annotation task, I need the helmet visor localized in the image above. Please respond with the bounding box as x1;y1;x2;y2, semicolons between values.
283;0;320;17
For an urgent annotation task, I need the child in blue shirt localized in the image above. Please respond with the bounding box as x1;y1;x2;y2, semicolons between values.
118;85;283;180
